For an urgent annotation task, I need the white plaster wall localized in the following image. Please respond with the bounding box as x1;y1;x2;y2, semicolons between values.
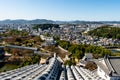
97;66;110;80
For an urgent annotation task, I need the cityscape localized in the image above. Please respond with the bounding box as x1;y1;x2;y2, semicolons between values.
0;0;120;80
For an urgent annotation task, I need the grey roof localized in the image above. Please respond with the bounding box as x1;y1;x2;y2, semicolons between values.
95;56;120;77
106;56;120;77
80;53;93;66
0;45;38;51
0;46;5;48
80;60;87;66
82;53;93;61
85;53;93;59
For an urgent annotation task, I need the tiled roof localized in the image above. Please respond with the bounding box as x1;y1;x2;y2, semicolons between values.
105;56;120;76
95;56;120;77
0;56;105;80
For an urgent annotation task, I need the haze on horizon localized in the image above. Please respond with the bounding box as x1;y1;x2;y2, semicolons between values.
0;0;120;21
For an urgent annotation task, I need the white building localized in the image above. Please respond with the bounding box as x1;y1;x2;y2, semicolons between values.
40;35;53;41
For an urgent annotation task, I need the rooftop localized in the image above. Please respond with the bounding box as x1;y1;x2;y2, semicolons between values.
95;56;120;77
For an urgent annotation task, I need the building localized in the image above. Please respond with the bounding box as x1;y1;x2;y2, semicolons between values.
95;56;120;80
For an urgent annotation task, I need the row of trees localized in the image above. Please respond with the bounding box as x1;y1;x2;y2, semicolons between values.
0;29;29;37
19;55;40;67
4;48;34;56
3;35;43;47
0;55;40;72
88;26;120;39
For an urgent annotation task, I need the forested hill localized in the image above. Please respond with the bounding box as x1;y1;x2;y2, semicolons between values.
32;24;59;30
88;26;120;39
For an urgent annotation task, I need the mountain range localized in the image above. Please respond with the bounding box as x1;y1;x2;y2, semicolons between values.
0;19;120;24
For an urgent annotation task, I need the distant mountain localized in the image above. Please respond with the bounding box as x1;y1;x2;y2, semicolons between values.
0;19;120;24
101;21;120;24
0;19;27;24
0;19;55;24
28;19;55;24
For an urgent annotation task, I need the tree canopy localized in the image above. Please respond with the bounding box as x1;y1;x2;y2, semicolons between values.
32;24;59;30
88;26;120;39
57;40;113;59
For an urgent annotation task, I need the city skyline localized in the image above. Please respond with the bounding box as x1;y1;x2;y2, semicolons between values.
0;0;120;21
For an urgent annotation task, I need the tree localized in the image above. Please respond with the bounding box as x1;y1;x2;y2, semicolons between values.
116;34;120;39
88;26;120;39
32;24;59;31
64;60;76;66
85;61;97;71
11;48;19;56
58;40;70;50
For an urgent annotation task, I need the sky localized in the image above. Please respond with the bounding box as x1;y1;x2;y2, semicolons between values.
0;0;120;21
